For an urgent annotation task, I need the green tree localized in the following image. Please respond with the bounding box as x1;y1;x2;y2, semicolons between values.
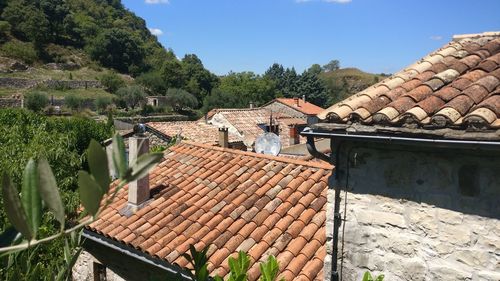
296;71;329;106
100;72;125;94
116;85;146;109
160;59;185;89
24;91;49;112
136;71;167;96
202;89;240;113
323;59;340;72
181;54;218;103
95;96;112;113
88;28;145;74
165;88;198;112
217;72;276;107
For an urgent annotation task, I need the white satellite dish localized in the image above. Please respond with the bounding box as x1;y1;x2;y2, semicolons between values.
255;132;281;156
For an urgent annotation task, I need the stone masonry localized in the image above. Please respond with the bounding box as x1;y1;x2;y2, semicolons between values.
324;142;500;281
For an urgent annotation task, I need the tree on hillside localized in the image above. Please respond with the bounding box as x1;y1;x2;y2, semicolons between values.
282;67;299;97
323;59;340;72
307;64;322;76
296;71;329;106
136;71;167;96
88;28;145;74
160;59;185;89
181;54;219;103
116;85;146;109
166;88;198;112
2;1;50;48
202;89;241;113
217;72;276;107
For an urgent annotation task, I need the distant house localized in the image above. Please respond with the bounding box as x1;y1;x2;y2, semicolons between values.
262;98;324;124
208;107;307;149
147;121;246;150
304;32;500;280
73;141;331;281
146;96;168;107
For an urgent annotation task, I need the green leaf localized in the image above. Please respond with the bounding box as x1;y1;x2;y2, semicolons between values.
37;157;65;229
21;159;42;238
78;171;103;216
375;274;385;281
87;140;110;193
362;272;373;281
112;133;127;178
127;152;163;182
2;173;32;240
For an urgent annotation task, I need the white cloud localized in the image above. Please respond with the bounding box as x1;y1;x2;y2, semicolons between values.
149;28;163;36
430;35;443;41
145;0;169;4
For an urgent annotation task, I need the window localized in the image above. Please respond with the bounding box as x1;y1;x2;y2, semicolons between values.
93;262;107;281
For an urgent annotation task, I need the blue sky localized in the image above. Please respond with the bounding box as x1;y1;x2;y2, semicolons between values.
123;0;500;75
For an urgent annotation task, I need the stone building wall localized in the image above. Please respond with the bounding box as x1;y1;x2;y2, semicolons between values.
325;142;500;281
262;101;307;119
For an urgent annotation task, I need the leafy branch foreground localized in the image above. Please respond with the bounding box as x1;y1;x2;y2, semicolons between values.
0;133;162;280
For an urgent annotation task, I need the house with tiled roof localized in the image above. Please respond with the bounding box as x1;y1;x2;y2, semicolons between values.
208;107;307;149
263;98;324;124
147;120;246;150
303;32;500;281
73;140;331;281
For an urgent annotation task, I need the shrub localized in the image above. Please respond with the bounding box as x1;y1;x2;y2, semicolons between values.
65;95;83;111
95;96;112;113
24;91;49;112
141;104;154;116
0;41;37;64
0;21;11;39
100;72;125;94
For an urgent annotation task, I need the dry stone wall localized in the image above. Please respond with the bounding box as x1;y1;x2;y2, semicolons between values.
0;77;102;89
325;143;500;281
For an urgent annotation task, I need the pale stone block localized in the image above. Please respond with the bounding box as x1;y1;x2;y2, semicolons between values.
437;208;463;225
355;209;406;229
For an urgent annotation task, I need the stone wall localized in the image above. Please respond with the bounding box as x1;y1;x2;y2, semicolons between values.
0;77;39;88
43;79;102;89
0;98;22;108
325;141;500;281
0;77;102;89
72;237;185;281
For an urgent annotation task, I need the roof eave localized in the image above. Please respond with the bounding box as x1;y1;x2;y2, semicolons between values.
302;123;500;150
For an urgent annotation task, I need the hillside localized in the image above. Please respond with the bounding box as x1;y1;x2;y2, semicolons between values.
0;0;218;104
319;67;389;105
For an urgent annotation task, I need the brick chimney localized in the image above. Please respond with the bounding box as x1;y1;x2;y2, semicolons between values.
128;132;150;207
288;125;299;146
218;127;229;148
294;97;300;107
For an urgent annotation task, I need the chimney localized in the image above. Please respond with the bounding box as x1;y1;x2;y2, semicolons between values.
289;125;299;146
294;97;300;107
249;102;254;109
302;95;306;102
218;127;229;148
204;112;208;124
128;125;150;206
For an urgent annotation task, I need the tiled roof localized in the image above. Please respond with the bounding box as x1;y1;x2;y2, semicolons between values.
147;121;241;145
87;142;331;281
274;98;325;115
210;108;305;148
318;32;500;134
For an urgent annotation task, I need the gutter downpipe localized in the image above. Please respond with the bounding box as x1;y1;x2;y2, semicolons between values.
302;127;500;281
304;129;340;281
82;229;193;280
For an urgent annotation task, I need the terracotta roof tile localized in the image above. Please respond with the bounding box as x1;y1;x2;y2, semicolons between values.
87;142;332;280
272;98;325;115
318;31;500;135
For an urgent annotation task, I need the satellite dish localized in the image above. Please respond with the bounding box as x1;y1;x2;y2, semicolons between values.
255;132;281;156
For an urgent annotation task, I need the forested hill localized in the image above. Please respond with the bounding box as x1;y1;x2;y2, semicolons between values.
0;1;385;111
